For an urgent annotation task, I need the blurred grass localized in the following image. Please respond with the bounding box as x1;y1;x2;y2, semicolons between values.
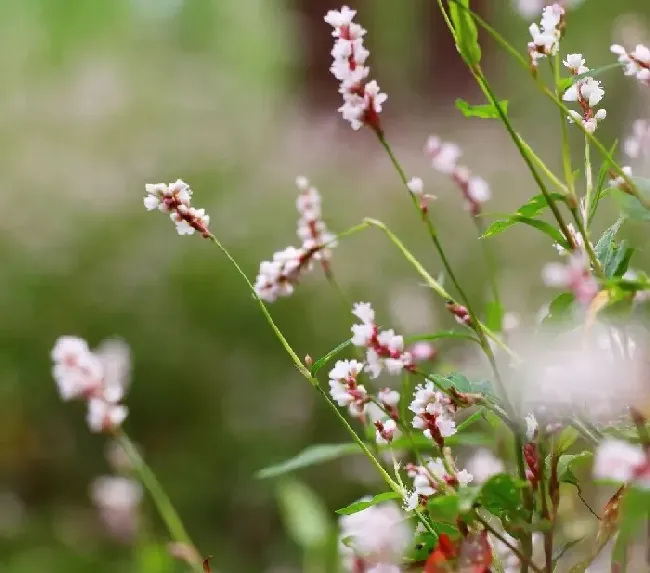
1;0;650;571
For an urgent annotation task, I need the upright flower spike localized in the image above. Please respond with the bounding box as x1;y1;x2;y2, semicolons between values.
611;44;650;86
562;54;606;132
527;4;565;70
325;6;387;132
328;359;368;419
295;176;337;263
253;246;317;303
426;136;491;216
350;302;413;378
143;180;210;237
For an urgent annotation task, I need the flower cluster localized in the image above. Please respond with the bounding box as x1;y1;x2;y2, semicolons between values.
51;337;130;433
328;359;368;419
624;119;650;160
295;176;336;262
594;439;650;488
325;6;387;132
527;4;565;69
562;54;606;133
143;179;210;237
338;501;411;572
611;43;650;86
350;302;413;378
255;176;336;303
542;251;598;304
405;458;473;509
91;476;142;543
425;136;491;216
409;381;457;446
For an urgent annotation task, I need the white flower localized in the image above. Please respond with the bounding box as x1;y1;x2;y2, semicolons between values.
339;501;411;568
350;303;412;378
91;476;142;541
542;251;598;304
611;165;633;189
466;449;505;484
563;53;588;74
329;359;368;416
407;177;423;195
407;458;473;499
375;419;398;444
563;63;606;133
426;135;490;215
594;439;649;485
525;413;538;441
51;336;131;432
611;44;650;86
527;4;564;67
144;179;209;237
254;246;313;303
378;388;400;408
295;176;336;262
553;223;585;255
87;399;129;433
409;381;457;443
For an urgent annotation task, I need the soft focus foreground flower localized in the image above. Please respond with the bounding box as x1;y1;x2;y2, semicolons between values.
426;136;491;216
594;439;650;487
91;476;142;542
51;337;131;433
611;43;650;86
505;326;647;423
350;302;413;378
143;179;210;237
409;381;457;445
295;176;337;262
623;119;650;159
525;413;538;441
338;501;411;571
325;6;387;132
465;449;505;484
542;251;598;304
562;55;606;133
527;4;565;69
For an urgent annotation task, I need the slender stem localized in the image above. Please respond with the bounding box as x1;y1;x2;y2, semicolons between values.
584;135;595;226
362;218;518;362
517;135;569;194
117;433;204;573
551;55;576;198
537;442;553;572
474;218;502;314
475;513;544;573
568;207;606;279
203;233;399;492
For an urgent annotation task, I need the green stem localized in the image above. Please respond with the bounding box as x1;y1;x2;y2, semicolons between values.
517;135;569;194
117;433;204;573
568;207;606;279
552;55;576;198
474;218;502;316
584;135;595;226
537;441;553;572
204;233;398;491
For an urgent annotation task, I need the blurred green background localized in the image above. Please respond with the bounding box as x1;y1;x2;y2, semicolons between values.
1;0;650;571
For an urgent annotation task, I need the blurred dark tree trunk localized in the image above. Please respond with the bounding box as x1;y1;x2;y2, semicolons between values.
295;0;490;107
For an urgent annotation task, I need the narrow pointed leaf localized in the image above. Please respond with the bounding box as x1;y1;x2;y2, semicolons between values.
336;492;401;515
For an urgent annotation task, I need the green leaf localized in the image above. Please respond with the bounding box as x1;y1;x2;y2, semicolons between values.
427;494;460;522
310;340;352;375
449;0;481;65
405;331;480;345
594;218;633;278
430;372;494;397
482;215;569;248
256;443;358;479
276;479;331;549
613;487;650;563
516;193;567;217
477;474;528;522
456;409;485;433
485;300;504;332
455;98;508;119
610;177;650;221
554;426;579;455
541;292;575;325
335;492;401;515
554;451;593;488
559;62;623;92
